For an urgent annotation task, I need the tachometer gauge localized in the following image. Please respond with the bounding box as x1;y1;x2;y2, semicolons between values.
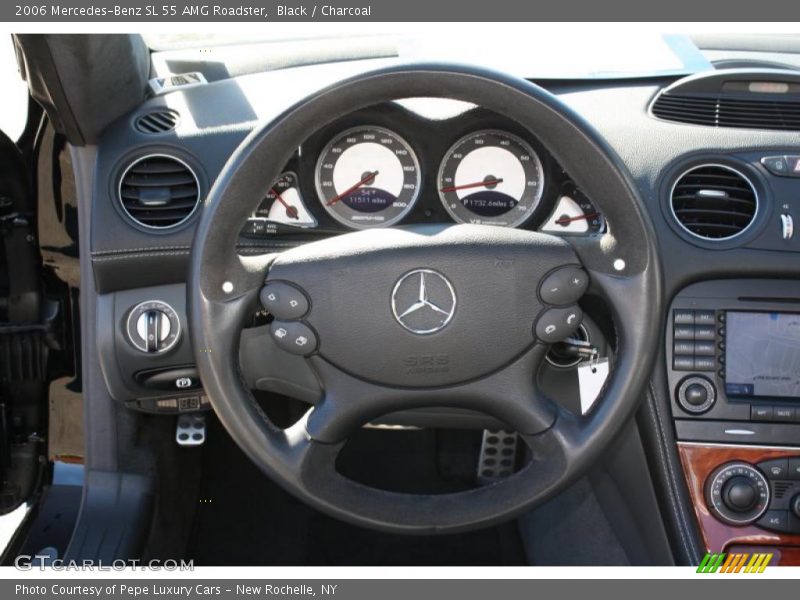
252;172;316;227
540;184;605;234
437;130;545;227
315;126;421;229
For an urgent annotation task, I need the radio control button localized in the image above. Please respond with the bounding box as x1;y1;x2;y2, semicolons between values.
694;326;716;341
674;326;695;340
695;310;716;325
673;310;695;325
673;341;694;355
775;406;796;422
677;376;715;413
694;356;716;371
694;341;716;356
751;405;773;421
684;383;709;406
673;356;694;371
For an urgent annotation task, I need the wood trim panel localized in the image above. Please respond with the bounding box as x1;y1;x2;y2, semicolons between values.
678;442;800;564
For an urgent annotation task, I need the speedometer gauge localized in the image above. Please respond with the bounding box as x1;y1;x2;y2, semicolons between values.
315;126;421;229
438;130;545;227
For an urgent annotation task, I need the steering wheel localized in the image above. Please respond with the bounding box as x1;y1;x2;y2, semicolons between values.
188;64;662;534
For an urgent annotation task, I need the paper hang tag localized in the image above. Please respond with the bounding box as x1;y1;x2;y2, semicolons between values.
578;358;610;415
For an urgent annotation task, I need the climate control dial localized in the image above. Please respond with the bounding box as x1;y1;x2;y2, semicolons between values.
126;300;181;354
706;462;770;525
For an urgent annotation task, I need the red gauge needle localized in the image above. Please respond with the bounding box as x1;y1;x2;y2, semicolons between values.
326;170;379;206
270;188;299;220
555;212;599;226
439;178;504;194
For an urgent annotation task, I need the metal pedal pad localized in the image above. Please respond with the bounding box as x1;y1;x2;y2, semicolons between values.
176;413;206;447
477;429;518;484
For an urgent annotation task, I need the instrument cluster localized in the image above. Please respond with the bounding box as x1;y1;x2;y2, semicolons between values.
242;105;605;238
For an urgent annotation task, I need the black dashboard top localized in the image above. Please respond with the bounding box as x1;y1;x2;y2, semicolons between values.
89;60;800;296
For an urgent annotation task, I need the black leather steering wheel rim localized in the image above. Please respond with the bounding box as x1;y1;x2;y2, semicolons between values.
188;64;662;534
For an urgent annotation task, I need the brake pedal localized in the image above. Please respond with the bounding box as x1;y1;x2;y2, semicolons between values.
176;413;206;447
477;430;518;484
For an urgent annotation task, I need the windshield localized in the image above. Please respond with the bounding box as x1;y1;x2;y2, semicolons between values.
144;26;715;79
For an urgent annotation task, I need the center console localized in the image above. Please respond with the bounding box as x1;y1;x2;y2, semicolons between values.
668;279;800;558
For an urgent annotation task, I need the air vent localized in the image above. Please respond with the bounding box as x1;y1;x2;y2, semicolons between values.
134;109;180;134
773;481;794;500
652;94;800;130
670;164;758;241
118;154;200;229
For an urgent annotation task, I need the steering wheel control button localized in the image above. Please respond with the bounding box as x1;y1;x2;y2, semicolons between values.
539;267;589;306
676;376;716;414
126;300;181;354
260;282;309;320
706;462;770;526
270;321;318;356
535;306;583;343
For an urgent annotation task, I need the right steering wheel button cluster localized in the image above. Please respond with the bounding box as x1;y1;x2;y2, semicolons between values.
539;266;589;305
535;306;584;343
535;266;589;343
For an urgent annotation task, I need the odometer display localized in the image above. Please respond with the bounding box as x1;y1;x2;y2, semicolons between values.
438;130;545;227
315;126;421;229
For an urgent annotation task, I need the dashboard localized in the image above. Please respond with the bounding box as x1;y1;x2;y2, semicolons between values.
79;57;800;561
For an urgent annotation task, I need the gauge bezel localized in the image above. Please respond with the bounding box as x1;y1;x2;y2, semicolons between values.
255;171;318;228
437;129;546;228
314;125;422;230
540;183;606;235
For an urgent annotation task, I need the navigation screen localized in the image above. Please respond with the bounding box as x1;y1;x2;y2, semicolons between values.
725;311;800;399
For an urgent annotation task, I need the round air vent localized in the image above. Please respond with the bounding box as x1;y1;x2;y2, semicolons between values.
118;154;200;229
134;109;180;134
670;164;758;241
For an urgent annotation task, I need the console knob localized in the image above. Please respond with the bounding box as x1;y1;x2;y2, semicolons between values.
791;495;800;520
706;462;770;525
126;300;181;354
677;376;715;414
684;383;708;406
722;477;758;512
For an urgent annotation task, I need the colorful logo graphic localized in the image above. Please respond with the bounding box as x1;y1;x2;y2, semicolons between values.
697;552;773;573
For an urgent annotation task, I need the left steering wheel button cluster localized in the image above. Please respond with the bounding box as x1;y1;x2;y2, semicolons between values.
270;321;318;356
260;281;310;320
535;306;584;343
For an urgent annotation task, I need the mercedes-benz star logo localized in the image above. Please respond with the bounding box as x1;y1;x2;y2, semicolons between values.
391;269;456;335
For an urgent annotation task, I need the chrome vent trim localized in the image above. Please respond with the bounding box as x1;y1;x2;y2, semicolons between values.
118;154;200;230
669;164;758;241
